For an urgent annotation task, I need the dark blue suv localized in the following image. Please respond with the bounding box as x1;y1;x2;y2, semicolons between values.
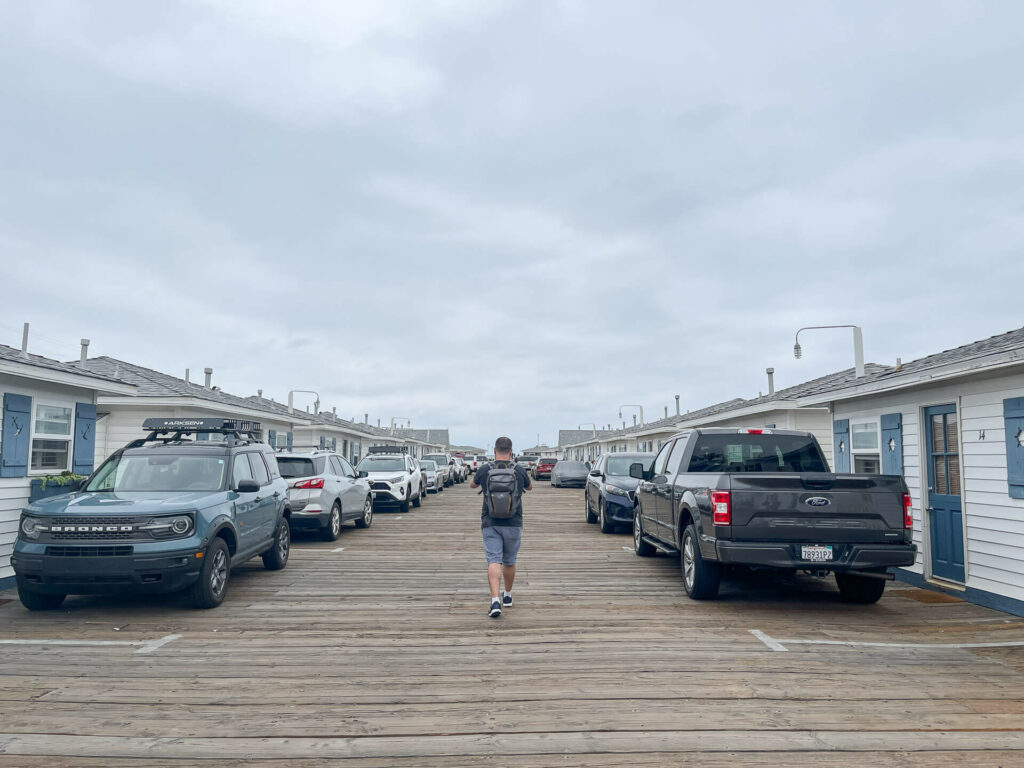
11;418;291;610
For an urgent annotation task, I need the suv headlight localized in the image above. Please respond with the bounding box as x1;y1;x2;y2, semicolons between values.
20;515;42;540
605;484;630;496
138;514;195;538
389;476;405;484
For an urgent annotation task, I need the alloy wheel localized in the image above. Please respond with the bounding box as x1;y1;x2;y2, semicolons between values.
363;498;373;525
633;513;642;550
682;535;695;590
277;522;290;561
330;506;341;537
210;548;228;596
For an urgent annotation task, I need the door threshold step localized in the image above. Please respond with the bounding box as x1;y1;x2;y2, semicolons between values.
644;536;677;555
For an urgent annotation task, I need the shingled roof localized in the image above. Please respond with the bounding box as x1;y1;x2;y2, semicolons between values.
391;428;450;447
1;344;131;388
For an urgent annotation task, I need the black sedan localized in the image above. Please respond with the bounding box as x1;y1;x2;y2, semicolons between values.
584;452;655;533
551;460;590;488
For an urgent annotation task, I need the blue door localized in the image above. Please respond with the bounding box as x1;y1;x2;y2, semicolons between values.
924;405;965;583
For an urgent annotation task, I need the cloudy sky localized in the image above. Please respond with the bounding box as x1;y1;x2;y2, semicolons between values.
2;1;1023;449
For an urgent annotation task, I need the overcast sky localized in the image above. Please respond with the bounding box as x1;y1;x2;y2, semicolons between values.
2;1;1023;450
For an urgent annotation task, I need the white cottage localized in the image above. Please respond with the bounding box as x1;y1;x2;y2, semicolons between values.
799;327;1024;616
0;345;135;591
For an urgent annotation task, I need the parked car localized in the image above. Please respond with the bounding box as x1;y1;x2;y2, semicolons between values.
413;458;429;500
12;418;291;611
551;460;590;488
422;453;455;486
630;428;916;603
277;450;373;540
453;457;469;482
421;460;445;493
357;449;424;512
585;452;654;532
466;455;488;473
517;455;539;474
532;458;558;480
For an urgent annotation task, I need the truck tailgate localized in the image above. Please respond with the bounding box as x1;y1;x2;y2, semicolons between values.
728;473;906;543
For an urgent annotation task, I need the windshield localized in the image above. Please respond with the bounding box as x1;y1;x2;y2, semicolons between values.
558;461;587;471
423;455;447;465
606;457;648;476
276;457;324;479
357;457;406;472
421;460;437;470
87;452;228;492
687;435;828;473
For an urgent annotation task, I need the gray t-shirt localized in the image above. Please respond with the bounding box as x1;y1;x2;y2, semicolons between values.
476;461;531;529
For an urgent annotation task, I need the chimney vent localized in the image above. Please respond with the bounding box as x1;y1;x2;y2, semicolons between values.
664;405;668;419
766;367;775;395
332;407;337;416
78;339;90;367
364;413;369;424
21;322;29;357
675;395;680;415
204;368;213;388
257;388;263;398
185;368;190;385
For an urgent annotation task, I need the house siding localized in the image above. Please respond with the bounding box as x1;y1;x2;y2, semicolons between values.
831;370;1024;607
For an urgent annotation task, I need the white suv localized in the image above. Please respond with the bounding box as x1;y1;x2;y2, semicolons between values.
356;451;424;512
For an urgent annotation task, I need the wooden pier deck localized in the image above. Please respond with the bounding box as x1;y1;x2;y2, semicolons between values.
2;480;1024;766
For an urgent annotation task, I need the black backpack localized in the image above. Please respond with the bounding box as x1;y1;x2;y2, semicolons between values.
485;462;521;519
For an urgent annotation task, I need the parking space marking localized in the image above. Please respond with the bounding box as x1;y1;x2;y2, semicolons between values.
0;633;181;655
331;547;345;553
622;546;632;552
750;628;1024;653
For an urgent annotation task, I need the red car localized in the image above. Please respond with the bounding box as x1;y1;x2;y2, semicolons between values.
532;458;558;480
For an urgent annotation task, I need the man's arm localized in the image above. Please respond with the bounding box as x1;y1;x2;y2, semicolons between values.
470;465;486;489
521;466;533;492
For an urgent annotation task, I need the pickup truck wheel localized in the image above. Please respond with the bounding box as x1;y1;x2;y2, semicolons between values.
189;538;230;609
585;491;597;524
633;509;656;557
354;496;373;528
262;519;290;570
17;587;66;611
322;502;342;541
599;499;614;534
836;573;886;604
681;524;720;600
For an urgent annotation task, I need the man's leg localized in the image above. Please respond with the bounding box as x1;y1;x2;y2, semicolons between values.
488;563;502;598
502;565;515;592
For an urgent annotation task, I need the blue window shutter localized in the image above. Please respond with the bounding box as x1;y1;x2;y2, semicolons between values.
268;429;277;448
833;419;850;473
1004;397;1024;499
286;431;293;450
880;412;904;476
319;435;326;449
72;402;97;475
1;393;31;478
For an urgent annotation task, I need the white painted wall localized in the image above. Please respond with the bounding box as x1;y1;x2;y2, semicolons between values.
832;369;1024;603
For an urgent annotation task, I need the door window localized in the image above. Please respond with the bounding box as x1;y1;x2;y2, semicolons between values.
328;456;345;476
666;439;688;475
930;412;961;495
338;457;356;478
249;453;270;486
232;453;255;488
652;441;673;477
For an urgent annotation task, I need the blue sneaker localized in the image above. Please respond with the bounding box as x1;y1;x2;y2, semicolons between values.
488;599;502;618
502;592;513;607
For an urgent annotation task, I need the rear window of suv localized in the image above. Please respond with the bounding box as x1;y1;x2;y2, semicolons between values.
277;457;325;478
687;435;827;473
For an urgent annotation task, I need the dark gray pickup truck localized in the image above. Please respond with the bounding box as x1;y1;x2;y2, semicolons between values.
629;428;916;603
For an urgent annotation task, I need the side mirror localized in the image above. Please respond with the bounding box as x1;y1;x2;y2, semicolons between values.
358;470;368;478
70;478;87;492
237;479;260;493
629;462;644;480
589;470;601;477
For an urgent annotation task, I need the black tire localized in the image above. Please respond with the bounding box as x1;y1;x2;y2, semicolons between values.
836;573;887;604
399;495;410;513
584;491;597;524
189;537;231;609
17;586;66;611
354;495;373;528
633;505;656;557
681;524;721;600
322;502;342;541
412;486;422;508
599;499;614;534
262;518;291;570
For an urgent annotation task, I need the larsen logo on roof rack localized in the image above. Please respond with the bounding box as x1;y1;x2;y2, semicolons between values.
142;418;263;433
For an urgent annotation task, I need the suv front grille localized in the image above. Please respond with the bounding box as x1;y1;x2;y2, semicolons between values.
46;546;134;557
48;518;139;540
370;482;392;491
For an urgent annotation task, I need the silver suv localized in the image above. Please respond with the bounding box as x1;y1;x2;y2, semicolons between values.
277;451;373;540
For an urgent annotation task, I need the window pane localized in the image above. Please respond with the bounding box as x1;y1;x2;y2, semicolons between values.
945;418;959;455
933;456;947;495
35;405;72;436
232;454;255;486
851;422;878;450
948;456;962;496
854;454;880;474
249;454;270;486
31;439;69;471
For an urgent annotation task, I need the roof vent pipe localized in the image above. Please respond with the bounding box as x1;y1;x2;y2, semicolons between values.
332;407;337;416
364;413;369;424
633;415;637;426
185;368;190;385
204;368;213;388
377;419;381;428
664;405;668;419
675;395;680;415
78;339;90;367
257;388;263;398
766;367;775;395
21;322;29;357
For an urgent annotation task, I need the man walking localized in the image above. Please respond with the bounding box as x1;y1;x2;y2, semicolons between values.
471;436;532;618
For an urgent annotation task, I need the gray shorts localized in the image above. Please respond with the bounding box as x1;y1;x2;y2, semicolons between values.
482;525;522;566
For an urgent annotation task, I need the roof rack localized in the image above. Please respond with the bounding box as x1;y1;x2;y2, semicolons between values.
126;417;264;449
367;445;408;455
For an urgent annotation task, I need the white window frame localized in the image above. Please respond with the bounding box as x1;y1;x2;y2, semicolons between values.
28;397;76;475
850;418;881;474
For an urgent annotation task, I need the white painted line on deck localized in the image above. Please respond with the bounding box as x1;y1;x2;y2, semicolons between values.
750;629;1024;653
622;546;633;552
0;634;182;655
331;547;345;553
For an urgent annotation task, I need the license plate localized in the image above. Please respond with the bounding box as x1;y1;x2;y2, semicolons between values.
801;545;833;562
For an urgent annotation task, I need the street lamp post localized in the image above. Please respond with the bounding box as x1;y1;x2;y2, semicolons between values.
619;404;644;426
793;326;865;378
288;389;321;415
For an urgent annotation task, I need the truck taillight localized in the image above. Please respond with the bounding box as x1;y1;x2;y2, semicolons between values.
903;493;913;528
294;478;325;489
711;490;731;525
